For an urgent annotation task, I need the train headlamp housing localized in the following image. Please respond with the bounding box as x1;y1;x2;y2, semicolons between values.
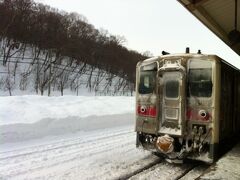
198;109;209;121
187;107;211;121
140;105;146;113
137;105;157;117
199;110;207;118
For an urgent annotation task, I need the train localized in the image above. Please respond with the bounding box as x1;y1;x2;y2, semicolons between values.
135;50;240;163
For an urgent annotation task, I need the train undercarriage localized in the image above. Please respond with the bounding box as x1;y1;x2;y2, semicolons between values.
136;129;213;163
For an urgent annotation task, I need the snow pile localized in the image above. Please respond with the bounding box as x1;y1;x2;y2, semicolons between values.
0;95;134;125
0;95;135;144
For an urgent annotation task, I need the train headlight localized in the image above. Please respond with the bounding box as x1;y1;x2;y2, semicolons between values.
198;109;210;121
199;110;207;118
140;105;147;113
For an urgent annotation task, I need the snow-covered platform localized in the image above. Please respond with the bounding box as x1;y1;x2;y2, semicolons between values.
200;142;240;179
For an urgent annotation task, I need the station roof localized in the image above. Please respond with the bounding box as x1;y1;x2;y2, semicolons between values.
178;0;240;56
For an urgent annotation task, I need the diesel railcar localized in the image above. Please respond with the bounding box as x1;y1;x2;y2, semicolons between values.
135;52;240;163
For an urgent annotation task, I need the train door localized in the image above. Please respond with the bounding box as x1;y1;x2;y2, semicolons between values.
159;62;186;136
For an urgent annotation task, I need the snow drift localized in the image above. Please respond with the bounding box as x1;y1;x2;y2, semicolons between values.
0;95;135;144
0;95;134;125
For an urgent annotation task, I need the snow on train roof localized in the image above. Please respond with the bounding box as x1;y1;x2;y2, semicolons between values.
141;53;206;63
141;53;240;71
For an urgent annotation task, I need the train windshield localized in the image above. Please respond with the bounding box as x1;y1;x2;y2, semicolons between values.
138;63;157;94
189;60;212;97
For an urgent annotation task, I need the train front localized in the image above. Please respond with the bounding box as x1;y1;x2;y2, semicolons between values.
135;55;215;163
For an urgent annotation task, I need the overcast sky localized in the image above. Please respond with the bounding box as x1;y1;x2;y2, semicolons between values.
36;0;240;68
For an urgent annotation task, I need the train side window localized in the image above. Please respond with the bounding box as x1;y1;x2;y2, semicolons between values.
188;60;212;97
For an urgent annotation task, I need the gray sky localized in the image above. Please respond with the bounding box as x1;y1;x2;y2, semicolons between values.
37;0;240;68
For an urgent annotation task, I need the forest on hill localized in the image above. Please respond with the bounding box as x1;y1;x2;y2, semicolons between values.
0;0;149;96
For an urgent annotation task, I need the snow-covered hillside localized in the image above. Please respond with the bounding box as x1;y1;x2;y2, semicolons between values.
0;39;135;96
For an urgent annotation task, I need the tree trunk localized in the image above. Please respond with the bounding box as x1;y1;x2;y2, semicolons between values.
40;88;44;96
8;87;12;96
61;87;63;96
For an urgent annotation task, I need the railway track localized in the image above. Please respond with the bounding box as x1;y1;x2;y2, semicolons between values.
117;159;162;180
117;159;210;180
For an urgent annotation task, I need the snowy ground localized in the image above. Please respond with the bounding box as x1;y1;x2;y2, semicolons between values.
0;95;208;179
0;122;159;179
200;143;240;179
0;96;158;179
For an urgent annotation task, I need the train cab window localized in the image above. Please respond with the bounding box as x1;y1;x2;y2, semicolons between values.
138;63;157;94
189;60;212;97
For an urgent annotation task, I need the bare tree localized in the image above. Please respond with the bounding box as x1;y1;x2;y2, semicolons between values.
4;74;14;96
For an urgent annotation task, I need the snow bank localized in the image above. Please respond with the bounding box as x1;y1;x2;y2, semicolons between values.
0;95;134;125
0;114;134;144
0;95;135;144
